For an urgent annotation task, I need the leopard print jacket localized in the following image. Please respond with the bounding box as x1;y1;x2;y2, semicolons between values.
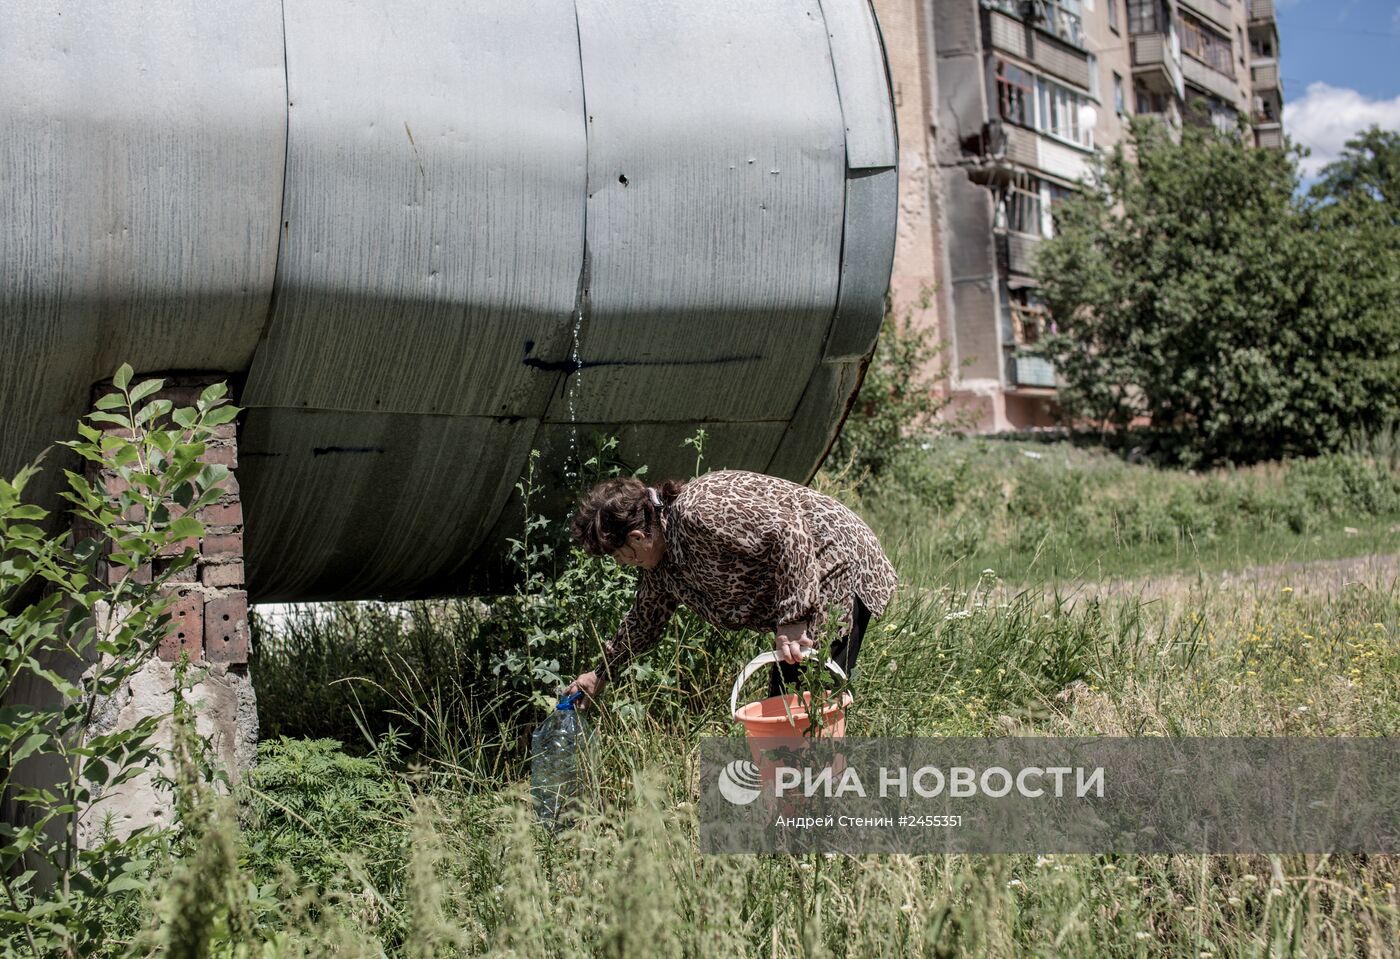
595;470;898;680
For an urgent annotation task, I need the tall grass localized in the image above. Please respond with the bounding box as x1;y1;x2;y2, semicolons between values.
41;442;1400;958
159;564;1400;957
854;437;1400;587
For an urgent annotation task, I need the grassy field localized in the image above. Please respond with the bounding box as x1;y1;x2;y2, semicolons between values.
853;437;1400;589
33;440;1400;957
229;565;1400;958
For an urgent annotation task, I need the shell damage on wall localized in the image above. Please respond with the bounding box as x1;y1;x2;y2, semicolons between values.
0;0;897;600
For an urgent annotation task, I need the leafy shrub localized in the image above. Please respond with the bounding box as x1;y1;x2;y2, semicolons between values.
241;737;410;896
1;365;237;957
1291;453;1399;516
251;432;756;766
832;296;955;479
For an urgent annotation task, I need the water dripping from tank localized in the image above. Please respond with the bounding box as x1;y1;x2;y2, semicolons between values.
565;306;584;483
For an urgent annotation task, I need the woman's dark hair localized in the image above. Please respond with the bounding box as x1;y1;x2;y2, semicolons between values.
570;477;685;555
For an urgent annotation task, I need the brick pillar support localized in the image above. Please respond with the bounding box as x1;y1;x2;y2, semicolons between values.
77;374;257;844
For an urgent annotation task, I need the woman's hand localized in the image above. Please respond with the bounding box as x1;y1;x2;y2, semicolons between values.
564;670;608;709
774;621;815;665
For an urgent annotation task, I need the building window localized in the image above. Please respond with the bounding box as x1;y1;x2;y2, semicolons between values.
1113;73;1126;114
1250;34;1274;58
1010;288;1050;346
1108;0;1120;33
996;60;1036;127
1044;0;1086;48
1135;80;1171;115
1190;92;1238;132
1180;13;1234;76
997;59;1096;149
1237;26;1246;66
1127;0;1163;34
1003;173;1044;237
1037;76;1095;148
1045;181;1074;237
1087;53;1100;99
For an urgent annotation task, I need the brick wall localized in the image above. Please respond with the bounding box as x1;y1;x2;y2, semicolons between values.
84;375;247;666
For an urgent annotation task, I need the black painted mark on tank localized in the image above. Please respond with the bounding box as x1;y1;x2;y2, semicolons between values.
312;446;387;457
521;341;763;376
618;174;628;186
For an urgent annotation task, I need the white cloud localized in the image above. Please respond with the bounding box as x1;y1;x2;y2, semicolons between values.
1285;82;1400;178
1392;4;1400;29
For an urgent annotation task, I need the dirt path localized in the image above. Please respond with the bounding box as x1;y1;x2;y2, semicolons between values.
1061;551;1399;606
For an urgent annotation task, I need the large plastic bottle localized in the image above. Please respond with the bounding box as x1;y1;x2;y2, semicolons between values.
530;690;590;830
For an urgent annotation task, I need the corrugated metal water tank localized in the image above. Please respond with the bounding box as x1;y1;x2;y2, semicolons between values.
0;0;897;600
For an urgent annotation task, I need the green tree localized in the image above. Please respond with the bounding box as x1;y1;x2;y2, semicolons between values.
1;366;238;957
1311;125;1400;221
833;295;954;478
1036;119;1400;466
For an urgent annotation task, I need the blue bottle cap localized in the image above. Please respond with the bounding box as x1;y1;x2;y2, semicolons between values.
558;690;584;710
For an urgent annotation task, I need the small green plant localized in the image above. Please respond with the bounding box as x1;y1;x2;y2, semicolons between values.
240;736;411;919
682;428;708;477
0;364;237;958
488;440;640;713
832;294;956;481
148;655;259;958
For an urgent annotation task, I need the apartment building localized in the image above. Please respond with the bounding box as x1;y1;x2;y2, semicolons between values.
870;0;1283;431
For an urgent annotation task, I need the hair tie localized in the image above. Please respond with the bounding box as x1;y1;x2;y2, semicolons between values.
647;486;662;508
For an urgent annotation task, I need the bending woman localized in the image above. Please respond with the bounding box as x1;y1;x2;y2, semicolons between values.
564;470;897;706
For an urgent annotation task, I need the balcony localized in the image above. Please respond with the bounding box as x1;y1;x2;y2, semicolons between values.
1255;121;1283;150
1251;58;1281;92
1182;54;1241;106
1179;0;1232;31
997;231;1041;278
1248;0;1276;24
1137;98;1184;133
1131;32;1184;100
1038;3;1085;50
985;4;1092;89
1005;124;1040;168
1010;353;1057;389
984;0;1085;49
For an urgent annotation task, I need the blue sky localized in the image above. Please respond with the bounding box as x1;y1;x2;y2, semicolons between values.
1279;0;1400;177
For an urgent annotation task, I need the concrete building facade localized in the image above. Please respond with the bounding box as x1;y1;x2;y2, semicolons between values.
872;0;1283;431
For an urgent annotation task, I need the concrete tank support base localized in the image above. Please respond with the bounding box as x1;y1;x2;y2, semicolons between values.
78;376;256;843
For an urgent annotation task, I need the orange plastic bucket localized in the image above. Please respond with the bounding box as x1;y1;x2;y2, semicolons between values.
729;649;851;737
729;651;852;799
734;690;852;738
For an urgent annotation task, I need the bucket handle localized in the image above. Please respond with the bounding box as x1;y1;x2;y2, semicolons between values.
729;649;848;719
